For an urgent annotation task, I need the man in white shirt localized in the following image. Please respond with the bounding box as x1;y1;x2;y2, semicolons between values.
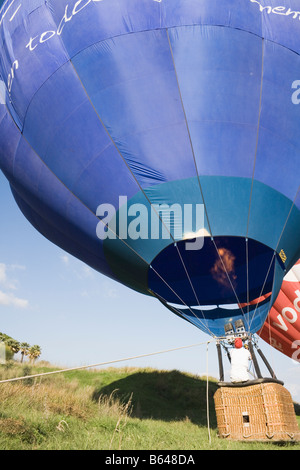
230;338;251;383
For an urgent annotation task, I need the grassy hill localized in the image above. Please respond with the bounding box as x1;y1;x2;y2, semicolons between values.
0;362;299;450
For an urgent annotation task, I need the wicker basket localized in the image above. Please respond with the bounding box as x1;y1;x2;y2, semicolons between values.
214;382;300;441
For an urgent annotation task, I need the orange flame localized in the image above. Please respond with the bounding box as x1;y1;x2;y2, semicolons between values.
210;248;237;290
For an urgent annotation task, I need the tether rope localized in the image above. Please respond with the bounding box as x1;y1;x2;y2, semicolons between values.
206;341;212;445
0;340;214;384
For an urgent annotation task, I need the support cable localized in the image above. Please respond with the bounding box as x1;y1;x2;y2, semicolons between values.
166;28;251;331
0;341;215;384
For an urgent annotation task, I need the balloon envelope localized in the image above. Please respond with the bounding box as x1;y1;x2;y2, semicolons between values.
259;259;300;361
0;0;299;337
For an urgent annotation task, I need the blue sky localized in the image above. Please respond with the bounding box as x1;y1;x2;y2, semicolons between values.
0;170;299;403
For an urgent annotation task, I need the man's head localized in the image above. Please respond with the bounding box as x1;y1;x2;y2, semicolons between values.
234;338;243;349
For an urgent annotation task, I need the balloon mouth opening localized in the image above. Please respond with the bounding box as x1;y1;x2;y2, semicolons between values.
164;291;272;316
148;236;276;309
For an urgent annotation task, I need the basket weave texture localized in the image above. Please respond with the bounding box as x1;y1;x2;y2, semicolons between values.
214;383;300;441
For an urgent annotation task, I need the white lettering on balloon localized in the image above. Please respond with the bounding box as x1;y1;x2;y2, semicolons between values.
1;0;162;99
291;80;300;104
272;289;300;332
0;80;6;104
250;0;300;20
25;0;163;52
26;0;104;51
23;0;299;53
7;59;18;93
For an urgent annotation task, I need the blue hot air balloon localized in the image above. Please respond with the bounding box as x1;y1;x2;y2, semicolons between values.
0;0;299;338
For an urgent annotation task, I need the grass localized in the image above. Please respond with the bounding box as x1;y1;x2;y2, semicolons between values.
0;361;299;450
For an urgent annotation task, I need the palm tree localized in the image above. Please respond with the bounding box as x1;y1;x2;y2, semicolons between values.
6;338;20;357
28;345;41;363
19;342;30;363
0;332;10;343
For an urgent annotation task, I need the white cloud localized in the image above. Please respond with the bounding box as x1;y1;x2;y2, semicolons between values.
0;264;5;282
60;254;118;298
0;263;17;289
10;264;26;271
0;263;29;309
81;265;94;279
61;254;95;281
0;290;28;309
80;290;89;298
106;288;118;299
102;281;118;299
61;255;70;265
